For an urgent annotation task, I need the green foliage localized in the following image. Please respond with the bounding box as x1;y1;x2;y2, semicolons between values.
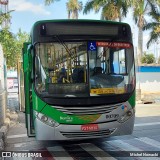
0;28;16;67
0;13;10;25
15;29;30;60
143;1;160;48
83;0;129;21
66;0;83;19
141;52;155;64
0;10;14;27
44;0;60;5
0;28;29;68
158;57;160;64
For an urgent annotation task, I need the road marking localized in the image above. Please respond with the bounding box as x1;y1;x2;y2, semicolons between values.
107;140;143;151
79;143;116;160
13;158;32;160
134;122;160;127
14;142;28;148
7;134;27;139
106;140;151;160
47;146;74;160
137;137;160;149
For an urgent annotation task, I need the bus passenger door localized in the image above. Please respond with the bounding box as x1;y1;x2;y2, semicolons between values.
23;42;35;137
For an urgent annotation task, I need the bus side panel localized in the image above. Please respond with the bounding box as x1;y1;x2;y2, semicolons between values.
128;91;136;108
23;42;35;136
17;60;25;112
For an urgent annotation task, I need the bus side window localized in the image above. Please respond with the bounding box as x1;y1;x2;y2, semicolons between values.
110;49;126;74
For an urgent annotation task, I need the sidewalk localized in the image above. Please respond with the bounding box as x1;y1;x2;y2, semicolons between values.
137;92;160;104
0;92;19;151
136;102;160;118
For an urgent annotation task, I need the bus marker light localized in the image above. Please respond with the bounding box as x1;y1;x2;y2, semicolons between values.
127;111;132;116
121;105;128;111
118;109;133;123
41;115;48;122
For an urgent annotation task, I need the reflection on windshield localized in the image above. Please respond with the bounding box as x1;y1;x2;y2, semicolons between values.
35;42;88;97
34;41;135;97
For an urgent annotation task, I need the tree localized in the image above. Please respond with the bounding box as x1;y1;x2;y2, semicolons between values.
0;12;10;27
0;28;16;67
66;0;83;19
0;28;29;68
0;8;14;28
141;52;155;64
131;0;154;64
143;1;160;48
155;0;160;5
83;0;129;21
44;0;83;19
15;29;29;61
44;0;60;5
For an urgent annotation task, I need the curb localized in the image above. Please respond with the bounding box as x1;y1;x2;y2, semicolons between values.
0;119;10;151
0;109;11;151
136;101;156;104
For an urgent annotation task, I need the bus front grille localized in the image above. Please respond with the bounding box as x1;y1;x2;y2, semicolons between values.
60;128;116;138
53;104;121;115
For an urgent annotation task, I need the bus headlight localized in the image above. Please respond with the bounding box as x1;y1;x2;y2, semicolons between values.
35;111;59;127
118;110;133;123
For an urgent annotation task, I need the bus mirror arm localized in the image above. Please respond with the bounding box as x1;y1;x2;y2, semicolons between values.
31;78;34;83
27;44;33;51
35;74;38;79
32;74;39;83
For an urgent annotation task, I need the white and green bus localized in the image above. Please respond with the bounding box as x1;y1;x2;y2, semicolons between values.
22;19;135;140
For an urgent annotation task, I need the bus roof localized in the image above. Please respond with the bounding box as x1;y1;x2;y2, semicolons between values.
32;19;130;28
30;19;132;43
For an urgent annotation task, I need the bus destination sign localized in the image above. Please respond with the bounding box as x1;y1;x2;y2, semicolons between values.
96;42;132;48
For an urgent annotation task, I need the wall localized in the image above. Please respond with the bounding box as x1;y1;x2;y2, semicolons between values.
136;72;160;93
0;91;6;126
0;44;7;126
136;72;160;102
0;45;5;90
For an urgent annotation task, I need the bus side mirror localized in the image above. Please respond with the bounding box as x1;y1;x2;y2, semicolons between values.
35;56;41;79
23;42;32;72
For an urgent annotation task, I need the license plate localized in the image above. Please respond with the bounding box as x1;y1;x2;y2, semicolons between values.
81;124;99;132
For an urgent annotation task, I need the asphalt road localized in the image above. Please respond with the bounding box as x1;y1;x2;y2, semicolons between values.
2;101;160;160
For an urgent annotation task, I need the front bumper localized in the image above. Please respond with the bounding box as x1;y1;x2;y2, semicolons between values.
35;113;135;140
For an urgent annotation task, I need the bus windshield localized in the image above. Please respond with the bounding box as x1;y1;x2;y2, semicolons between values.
34;41;135;97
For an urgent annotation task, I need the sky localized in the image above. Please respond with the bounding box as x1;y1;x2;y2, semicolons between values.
7;0;159;56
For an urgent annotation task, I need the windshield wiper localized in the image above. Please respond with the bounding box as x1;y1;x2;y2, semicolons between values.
54;35;72;57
